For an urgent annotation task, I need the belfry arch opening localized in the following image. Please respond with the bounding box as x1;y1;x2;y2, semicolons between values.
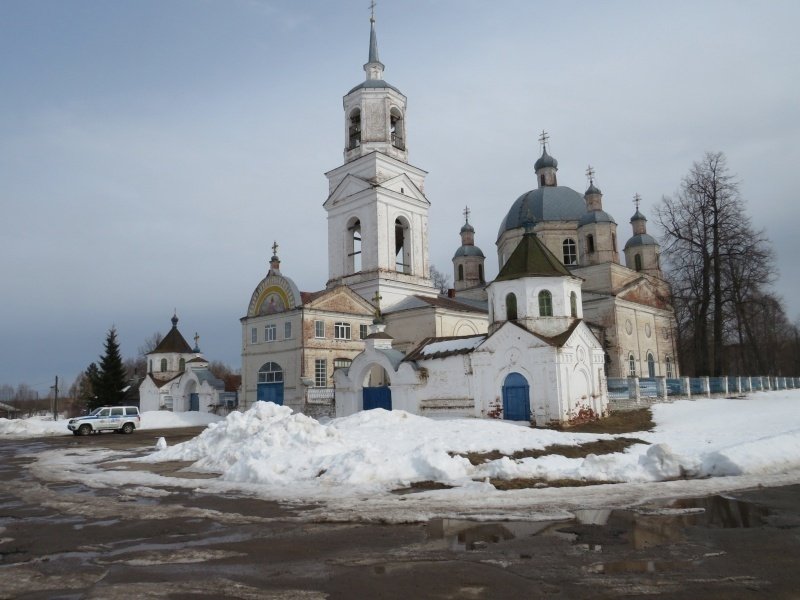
347;217;362;273
395;217;411;274
390;107;404;150
348;108;361;150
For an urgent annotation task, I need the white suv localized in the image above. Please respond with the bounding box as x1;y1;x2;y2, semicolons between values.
68;406;141;436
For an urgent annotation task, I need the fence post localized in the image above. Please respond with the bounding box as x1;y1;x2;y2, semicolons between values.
656;376;667;400
628;376;640;403
701;376;711;398
681;377;692;398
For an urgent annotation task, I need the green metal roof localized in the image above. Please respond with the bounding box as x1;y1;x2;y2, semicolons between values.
495;233;571;281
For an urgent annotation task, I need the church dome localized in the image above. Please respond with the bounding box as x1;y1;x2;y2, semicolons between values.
624;233;658;249
585;182;602;196
534;149;558;170
347;78;403;96
578;209;617;227
460;221;475;234
497;187;588;240
453;245;485;259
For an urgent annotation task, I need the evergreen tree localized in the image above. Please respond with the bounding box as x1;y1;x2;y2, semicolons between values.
93;327;127;408
81;362;101;410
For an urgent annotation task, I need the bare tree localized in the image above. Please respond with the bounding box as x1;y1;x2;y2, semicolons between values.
657;152;780;376
138;332;163;357
430;265;451;295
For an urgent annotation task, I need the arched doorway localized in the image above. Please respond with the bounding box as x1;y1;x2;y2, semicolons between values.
502;372;530;421
257;361;284;405
186;380;199;412
362;364;392;411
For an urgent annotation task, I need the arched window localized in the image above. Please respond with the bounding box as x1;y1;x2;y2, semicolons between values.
258;362;283;383
506;293;518;321
562;239;577;265
479;264;484;283
628;353;636;377
612;232;617;251
347;217;361;273
634;253;643;271
666;356;673;378
458;264;464;281
570;291;578;318
160;358;167;372
179;358;185;372
395;217;411;274
348;108;361;149
390;108;404;149
647;352;655;378
538;290;553;316
586;234;595;254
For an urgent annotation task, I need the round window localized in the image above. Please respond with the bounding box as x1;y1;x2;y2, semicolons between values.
645;323;652;338
625;320;633;335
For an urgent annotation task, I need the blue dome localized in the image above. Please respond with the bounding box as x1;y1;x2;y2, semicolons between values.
497;186;587;240
453;245;485;259
578;210;617;227
624;233;658;249
534;149;558;170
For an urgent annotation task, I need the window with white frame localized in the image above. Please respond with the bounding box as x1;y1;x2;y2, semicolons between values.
334;358;352;371
628;353;636;377
314;320;325;338
360;324;368;339
314;359;327;387
251;327;257;344
284;321;292;339
666;356;673;378
258;361;283;383
334;322;351;340
562;238;577;265
265;323;276;342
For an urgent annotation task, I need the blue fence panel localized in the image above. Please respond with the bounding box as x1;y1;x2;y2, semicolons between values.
727;377;739;393
639;378;658;398
690;378;707;395
666;378;683;396
607;378;629;400
709;377;727;394
752;378;762;391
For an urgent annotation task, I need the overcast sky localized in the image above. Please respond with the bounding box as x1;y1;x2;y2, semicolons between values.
2;0;799;395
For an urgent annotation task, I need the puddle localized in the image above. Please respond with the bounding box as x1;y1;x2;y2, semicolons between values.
427;495;769;554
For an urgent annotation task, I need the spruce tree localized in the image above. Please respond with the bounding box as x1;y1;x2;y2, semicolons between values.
94;327;127;408
82;362;101;411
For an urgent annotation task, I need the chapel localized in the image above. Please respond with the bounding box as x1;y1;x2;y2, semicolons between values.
239;10;678;425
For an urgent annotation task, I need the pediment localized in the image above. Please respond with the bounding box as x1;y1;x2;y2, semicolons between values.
324;174;372;208
478;321;550;353
305;286;375;315
376;173;429;204
617;277;671;310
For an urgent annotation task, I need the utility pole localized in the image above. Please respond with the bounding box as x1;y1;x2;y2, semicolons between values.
52;376;59;421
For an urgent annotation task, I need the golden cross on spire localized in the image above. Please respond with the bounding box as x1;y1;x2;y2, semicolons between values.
538;129;550;152
633;193;642;211
463;206;471;224
271;240;279;256
586;165;595;184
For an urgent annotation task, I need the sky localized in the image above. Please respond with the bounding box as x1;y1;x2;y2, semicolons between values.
2;0;799;395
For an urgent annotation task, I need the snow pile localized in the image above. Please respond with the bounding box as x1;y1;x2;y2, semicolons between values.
142;393;800;496
0;417;68;437
139;411;222;430
421;336;485;356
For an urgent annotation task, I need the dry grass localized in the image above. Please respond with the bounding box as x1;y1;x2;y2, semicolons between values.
457;436;648;466
552;408;655;434
490;477;611;490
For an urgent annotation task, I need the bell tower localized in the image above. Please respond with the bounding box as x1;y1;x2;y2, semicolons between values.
323;7;435;308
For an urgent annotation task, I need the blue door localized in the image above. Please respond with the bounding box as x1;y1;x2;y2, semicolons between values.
257;382;284;405
189;393;199;411
502;372;530;421
363;386;392;411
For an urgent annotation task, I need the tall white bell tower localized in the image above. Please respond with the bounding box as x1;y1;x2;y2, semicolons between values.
323;8;436;308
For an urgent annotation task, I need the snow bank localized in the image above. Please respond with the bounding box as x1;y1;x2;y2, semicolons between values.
141;392;800;497
139;411;222;430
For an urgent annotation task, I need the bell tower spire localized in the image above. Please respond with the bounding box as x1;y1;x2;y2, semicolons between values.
365;1;384;80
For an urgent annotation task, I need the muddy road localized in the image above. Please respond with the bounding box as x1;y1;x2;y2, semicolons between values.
1;429;799;599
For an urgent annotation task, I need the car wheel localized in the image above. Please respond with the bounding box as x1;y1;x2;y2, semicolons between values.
72;431;80;436
121;422;135;434
78;424;92;436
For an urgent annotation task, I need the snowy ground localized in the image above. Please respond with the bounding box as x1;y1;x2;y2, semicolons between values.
9;391;800;522
0;410;221;436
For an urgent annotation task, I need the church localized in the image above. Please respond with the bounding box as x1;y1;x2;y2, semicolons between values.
239;11;678;425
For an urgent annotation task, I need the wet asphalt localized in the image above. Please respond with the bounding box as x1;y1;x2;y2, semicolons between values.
1;428;799;599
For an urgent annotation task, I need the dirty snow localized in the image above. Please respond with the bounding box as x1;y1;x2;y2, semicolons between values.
138;393;800;499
